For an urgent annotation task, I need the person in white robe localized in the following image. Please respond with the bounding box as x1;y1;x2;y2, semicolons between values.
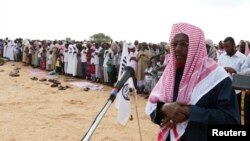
3;41;7;58
103;47;111;83
6;40;11;60
8;40;15;61
63;45;69;74
72;44;78;76
94;44;103;81
67;44;74;75
13;41;19;61
241;53;250;75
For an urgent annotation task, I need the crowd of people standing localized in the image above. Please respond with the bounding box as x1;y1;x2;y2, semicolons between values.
0;38;168;98
0;37;250;100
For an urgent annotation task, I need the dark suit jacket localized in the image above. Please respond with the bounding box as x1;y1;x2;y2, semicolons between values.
150;76;240;141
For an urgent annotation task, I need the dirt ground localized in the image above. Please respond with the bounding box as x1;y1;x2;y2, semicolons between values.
0;62;158;141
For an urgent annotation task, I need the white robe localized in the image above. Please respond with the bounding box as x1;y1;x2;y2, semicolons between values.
72;45;78;76
9;43;15;61
7;41;15;61
63;51;69;74
3;44;7;58
6;42;12;60
10;43;17;61
67;45;74;75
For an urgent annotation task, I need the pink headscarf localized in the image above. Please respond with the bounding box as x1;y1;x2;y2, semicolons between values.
149;23;219;141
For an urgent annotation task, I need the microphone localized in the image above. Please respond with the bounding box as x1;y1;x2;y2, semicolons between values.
109;66;135;102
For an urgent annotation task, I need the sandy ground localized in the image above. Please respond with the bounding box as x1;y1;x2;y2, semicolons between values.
0;62;158;141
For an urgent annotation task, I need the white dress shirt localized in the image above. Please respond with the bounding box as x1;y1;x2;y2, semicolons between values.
218;51;246;73
218;51;246;94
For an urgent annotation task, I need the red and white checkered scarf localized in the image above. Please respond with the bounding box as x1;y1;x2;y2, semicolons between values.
148;23;219;141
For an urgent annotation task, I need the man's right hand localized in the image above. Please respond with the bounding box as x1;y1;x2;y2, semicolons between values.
224;67;236;74
159;102;189;128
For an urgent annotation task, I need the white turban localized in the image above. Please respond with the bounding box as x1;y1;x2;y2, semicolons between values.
128;44;135;49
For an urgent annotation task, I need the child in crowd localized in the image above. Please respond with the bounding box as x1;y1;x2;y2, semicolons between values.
151;58;159;92
144;60;153;98
59;52;64;74
55;57;62;74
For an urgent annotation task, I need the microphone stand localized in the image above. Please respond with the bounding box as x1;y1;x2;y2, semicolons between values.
80;88;119;141
81;67;135;141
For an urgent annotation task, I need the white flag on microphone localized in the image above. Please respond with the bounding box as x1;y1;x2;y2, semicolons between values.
115;41;135;125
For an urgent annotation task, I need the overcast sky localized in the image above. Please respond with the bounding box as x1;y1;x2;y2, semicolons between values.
0;0;250;44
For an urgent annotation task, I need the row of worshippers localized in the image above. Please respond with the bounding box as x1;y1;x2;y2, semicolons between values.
0;38;22;61
0;38;167;89
0;38;167;94
2;38;250;91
